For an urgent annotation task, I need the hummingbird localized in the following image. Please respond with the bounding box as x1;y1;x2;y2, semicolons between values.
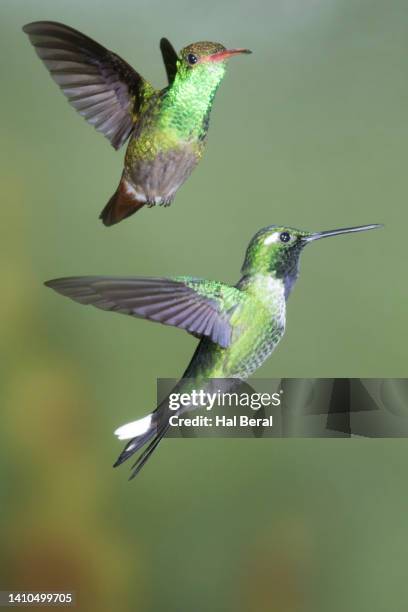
45;223;381;477
23;21;251;226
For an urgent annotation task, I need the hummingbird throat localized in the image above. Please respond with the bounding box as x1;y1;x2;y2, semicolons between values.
161;64;226;139
241;242;304;300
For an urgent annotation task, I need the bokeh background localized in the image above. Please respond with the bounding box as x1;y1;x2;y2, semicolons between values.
1;0;408;610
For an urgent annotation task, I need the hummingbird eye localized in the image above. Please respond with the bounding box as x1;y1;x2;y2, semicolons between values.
187;53;198;65
279;232;291;243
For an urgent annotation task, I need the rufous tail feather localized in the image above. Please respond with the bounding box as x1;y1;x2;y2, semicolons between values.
100;178;145;226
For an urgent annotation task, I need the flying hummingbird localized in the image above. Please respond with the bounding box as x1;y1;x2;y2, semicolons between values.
23;21;251;226
45;223;381;477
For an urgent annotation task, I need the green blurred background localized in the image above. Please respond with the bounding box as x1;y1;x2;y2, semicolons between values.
1;0;408;610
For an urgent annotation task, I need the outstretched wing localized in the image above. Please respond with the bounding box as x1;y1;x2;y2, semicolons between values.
45;276;243;348
23;21;154;149
160;37;179;84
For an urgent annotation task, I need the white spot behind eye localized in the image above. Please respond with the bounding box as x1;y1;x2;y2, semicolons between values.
263;232;280;246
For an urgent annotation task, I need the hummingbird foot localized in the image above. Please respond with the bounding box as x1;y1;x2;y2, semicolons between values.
160;199;173;207
145;195;172;207
145;197;173;207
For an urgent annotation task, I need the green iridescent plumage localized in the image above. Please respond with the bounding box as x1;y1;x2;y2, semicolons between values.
23;22;251;226
45;223;381;477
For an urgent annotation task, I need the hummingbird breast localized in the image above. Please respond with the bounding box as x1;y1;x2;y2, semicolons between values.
184;277;287;381
124;141;202;206
123;92;207;206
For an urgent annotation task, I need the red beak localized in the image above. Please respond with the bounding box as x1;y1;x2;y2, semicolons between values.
205;48;252;62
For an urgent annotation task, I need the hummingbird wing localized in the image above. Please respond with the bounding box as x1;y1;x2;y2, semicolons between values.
160;38;179;84
45;276;243;348
23;21;155;150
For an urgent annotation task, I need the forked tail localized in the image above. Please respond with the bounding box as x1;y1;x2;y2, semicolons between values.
113;406;170;479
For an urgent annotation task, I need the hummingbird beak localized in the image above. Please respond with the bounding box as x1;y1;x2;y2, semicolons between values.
206;48;252;62
303;224;383;243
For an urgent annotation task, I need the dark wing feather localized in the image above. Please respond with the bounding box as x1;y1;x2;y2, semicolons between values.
23;21;153;149
160;38;179;84
45;276;237;348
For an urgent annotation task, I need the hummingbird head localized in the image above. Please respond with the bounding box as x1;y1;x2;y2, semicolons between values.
176;42;252;80
241;224;382;297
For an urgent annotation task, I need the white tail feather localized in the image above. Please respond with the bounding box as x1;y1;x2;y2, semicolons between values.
114;413;152;440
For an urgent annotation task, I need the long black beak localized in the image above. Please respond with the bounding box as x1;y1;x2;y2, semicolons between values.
303;224;383;243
